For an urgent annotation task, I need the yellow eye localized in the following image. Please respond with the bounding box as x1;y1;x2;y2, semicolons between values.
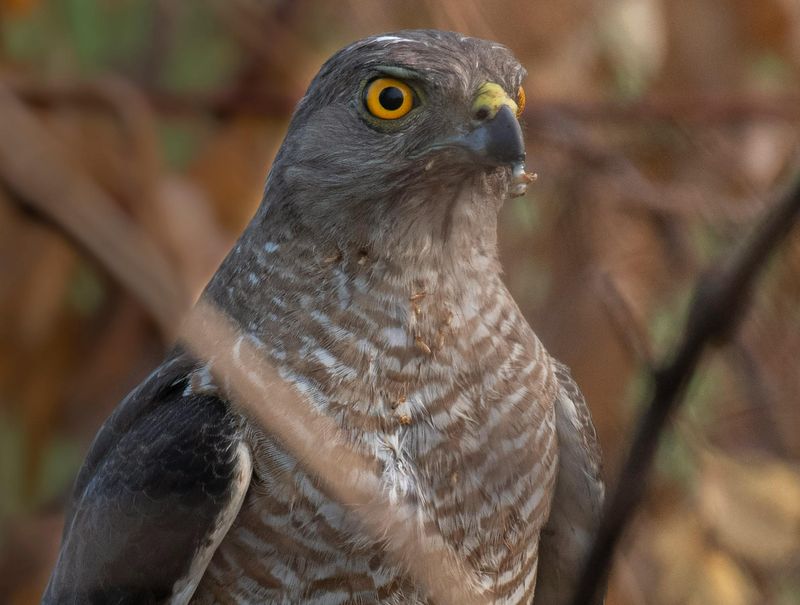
516;86;526;117
364;77;415;120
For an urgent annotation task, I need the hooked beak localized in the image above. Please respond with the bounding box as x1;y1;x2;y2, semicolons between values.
454;104;526;167
428;82;535;196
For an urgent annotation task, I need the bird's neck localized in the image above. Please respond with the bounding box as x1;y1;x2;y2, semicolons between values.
203;206;514;394
210;211;503;328
201;215;532;446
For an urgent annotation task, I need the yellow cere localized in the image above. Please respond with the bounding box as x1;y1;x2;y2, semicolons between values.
517;86;526;117
472;82;519;120
365;77;414;120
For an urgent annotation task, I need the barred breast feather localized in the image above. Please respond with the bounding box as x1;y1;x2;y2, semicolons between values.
193;231;560;604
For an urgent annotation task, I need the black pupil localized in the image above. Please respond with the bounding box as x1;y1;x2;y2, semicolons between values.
379;86;405;111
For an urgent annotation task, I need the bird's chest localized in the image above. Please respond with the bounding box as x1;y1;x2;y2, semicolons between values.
198;270;557;603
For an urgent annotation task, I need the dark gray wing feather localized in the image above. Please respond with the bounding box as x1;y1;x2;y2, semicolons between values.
43;350;252;605
535;360;605;605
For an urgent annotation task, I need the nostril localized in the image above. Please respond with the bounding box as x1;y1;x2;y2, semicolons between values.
474;107;490;121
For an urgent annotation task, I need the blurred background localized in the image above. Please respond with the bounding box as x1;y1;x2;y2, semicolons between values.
1;0;799;603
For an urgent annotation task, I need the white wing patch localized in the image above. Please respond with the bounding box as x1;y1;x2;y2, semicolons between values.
170;442;253;605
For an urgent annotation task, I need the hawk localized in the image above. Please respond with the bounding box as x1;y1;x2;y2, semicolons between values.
44;30;604;604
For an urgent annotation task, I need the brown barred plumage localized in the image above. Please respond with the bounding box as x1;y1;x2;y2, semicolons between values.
194;234;560;604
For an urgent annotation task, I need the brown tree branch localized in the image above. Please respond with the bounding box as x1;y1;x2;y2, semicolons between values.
527;95;800;124
595;272;656;370
0;84;188;337
568;174;800;605
8;77;800;124
5;76;297;119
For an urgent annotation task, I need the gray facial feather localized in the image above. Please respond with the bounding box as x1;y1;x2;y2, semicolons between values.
249;30;526;262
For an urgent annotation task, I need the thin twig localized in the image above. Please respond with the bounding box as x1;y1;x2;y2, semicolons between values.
568;174;800;605
595;272;655;370
727;337;792;457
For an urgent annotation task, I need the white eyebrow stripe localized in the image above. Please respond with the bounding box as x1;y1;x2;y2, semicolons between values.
372;36;416;44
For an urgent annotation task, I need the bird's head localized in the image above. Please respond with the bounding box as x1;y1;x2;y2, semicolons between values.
262;30;532;258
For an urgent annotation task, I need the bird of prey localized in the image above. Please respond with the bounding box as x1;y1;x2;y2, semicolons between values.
44;29;604;604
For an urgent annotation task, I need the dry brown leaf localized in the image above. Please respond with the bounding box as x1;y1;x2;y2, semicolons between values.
699;450;800;568
688;550;759;605
651;504;760;605
651;507;707;604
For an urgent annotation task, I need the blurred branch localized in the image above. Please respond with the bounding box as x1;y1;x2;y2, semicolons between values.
528;94;800;124
0;84;188;337
7;77;162;198
727;336;792;457
210;0;316;94
569;173;800;605
595;272;655;370
530;109;768;224
9;77;800;124
7;77;296;119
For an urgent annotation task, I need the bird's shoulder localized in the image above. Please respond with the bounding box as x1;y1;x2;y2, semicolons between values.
44;349;253;605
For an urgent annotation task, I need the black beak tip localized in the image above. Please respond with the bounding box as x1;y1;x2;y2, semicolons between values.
482;104;526;166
